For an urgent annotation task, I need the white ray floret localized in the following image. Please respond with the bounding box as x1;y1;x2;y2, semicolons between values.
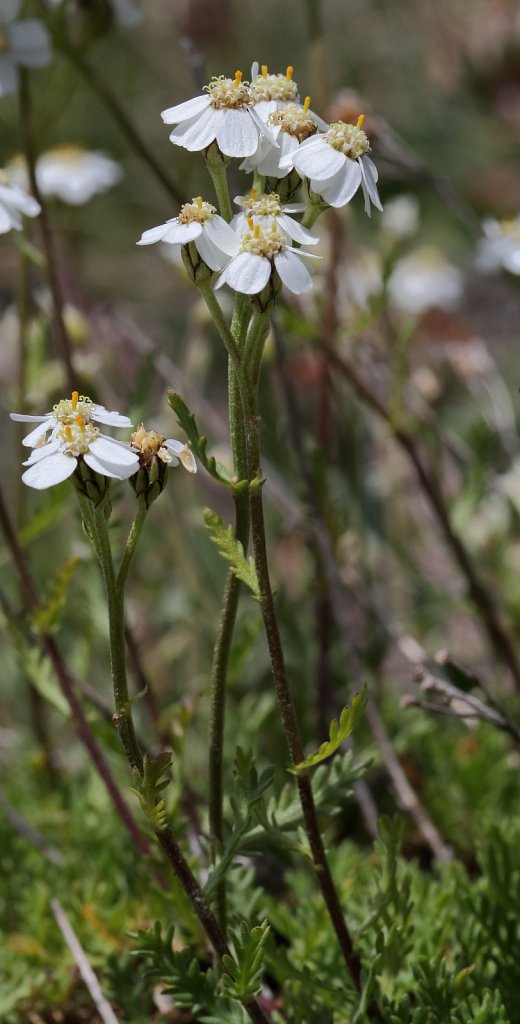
233;190;318;247
161;70;276;159
241;97;325;177
0;1;51;97
0;172;40;234
476;216;520;276
283;115;383;215
11;391;133;450
137;196;236;271
215;218;319;296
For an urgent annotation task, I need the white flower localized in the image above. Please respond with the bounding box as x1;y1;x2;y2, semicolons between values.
249;62;300;121
240;98;324;178
7;147;123;206
232;191;318;247
285;116;383;215
11;391;139;490
161;70;276;159
113;0;143;27
215;218;318;296
0;1;51;97
387;248;463;316
0;172;40;233
476;216;520;275
137;196;237;272
130;425;197;473
381;194;419;239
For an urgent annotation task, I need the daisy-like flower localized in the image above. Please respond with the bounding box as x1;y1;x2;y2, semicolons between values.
241;98;323;178
130;425;196;508
8;147;122;206
161;70;276;159
137;196;236;271
233;190;318;247
250;62;300;120
0;1;51;98
11;391;139;490
215;217;318;296
284;115;383;215
0;171;40;234
476;216;520;276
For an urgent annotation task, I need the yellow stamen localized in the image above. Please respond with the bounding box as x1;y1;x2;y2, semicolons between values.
65;426;73;441
251;188;257;200
286;66;294;80
75;414;85;429
303;96;311;113
234;70;243;87
356;114;365;129
71;390;79;409
261;64;268;78
254;225;261;239
247;216;254;231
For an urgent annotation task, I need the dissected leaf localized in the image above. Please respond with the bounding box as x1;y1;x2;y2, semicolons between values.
168;390;243;489
291;683;368;773
204;508;259;597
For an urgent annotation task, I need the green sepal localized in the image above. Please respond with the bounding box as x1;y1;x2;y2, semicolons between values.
290;683;368;773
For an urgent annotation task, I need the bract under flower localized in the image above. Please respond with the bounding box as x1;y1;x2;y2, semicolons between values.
137;196;237;271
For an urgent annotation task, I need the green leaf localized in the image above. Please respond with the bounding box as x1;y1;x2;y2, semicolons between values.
220;919;270;1001
204;508;259;598
291;683;368;773
168;390;242;489
31;556;81;635
131;752;172;830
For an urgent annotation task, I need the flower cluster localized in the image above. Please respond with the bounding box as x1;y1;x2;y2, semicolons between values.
139;63;384;297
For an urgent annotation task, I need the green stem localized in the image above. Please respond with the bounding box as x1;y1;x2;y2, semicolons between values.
117;506;148;592
205;151;234;222
302;200;328;230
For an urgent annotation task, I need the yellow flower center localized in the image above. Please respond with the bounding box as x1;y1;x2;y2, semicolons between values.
242;191;282;218
240;219;285;258
57;414;99;456
131;424;171;464
498;218;520;243
205;72;251;109
324;117;370;159
251;64;299;103
53;391;93;425
268;101;318;142
43;145;86;165
178;196;217;224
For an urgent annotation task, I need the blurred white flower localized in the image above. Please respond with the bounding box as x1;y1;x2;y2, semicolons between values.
283;116;383;215
8;147;122;206
0;1;51;97
233;191;318;246
137;196;236;271
476;216;520;275
11;391;138;490
387;248;463;315
241;99;323;177
381;194;419;239
0;172;40;233
161;70;276;159
216;218;318;296
113;0;143;27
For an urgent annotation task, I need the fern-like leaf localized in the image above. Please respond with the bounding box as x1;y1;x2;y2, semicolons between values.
291;683;368;773
168;390;244;490
220;919;270;1001
204;509;259;598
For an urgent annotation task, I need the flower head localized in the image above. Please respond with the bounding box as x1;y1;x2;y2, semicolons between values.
215;217;318;296
130;425;196;508
161;70;276;159
11;391;139;491
250;63;299;120
283;115;383;215
8;147;123;206
137;196;236;271
0;170;40;233
233;190;318;247
241;97;323;178
0;1;51;97
476;216;520;276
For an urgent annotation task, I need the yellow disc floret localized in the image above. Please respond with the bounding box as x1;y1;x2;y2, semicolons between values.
178;197;217;224
131;425;172;465
53;392;94;425
324;119;371;159
57;415;99;456
241;192;282;218
240;220;285;258
251;64;299;103
205;73;251;109
269;102;318;142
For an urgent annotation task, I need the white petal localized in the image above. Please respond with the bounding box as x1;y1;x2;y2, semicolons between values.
10;21;51;68
195;232;230;271
274;251;313;294
0;56;18;97
137;221;174;245
89;437;138;466
249;106;278;146
164;440;197;473
161;93;210;124
253;100;277;122
169;106;221;151
0;184;40;217
203;215;239;256
293;139;345;181
163;220;201;244
216;109;258;158
21;419;53;447
10;412;49;423
319;160;362;207
22;452;76;489
360;157;383;212
23;441;60;465
0;203;13;232
2;0;22;23
216;252;271;294
278;214;319;246
91;406;133;427
83;452;137;479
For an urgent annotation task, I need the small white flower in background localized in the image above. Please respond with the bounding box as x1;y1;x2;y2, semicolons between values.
131;425;197;473
215;217;319;296
381;194;419;239
0;171;40;233
284;116;383;215
7;147;123;206
233;190;318;247
476;216;520;276
161;70;276;159
11;391;139;490
250;63;300;120
0;0;51;97
112;0;143;28
241;98;323;178
387;248;463;316
137;196;237;271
